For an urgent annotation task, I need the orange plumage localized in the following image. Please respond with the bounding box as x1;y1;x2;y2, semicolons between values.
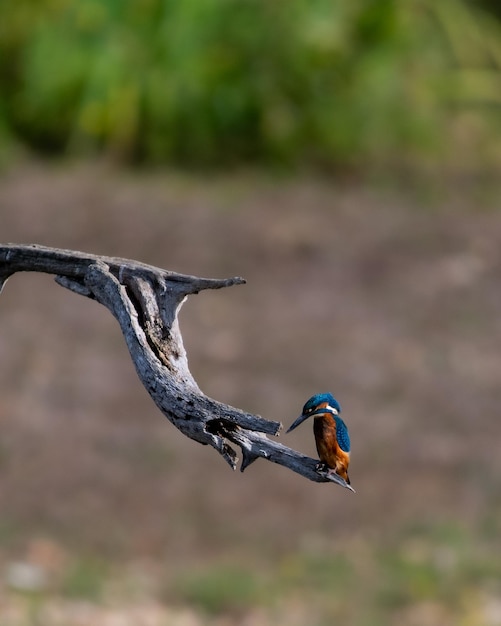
313;408;351;484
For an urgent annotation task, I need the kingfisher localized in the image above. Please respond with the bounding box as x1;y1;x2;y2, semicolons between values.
286;392;351;485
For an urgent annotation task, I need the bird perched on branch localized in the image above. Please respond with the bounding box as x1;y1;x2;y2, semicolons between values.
286;392;351;485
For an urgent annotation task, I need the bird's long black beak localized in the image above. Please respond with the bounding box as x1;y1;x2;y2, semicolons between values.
286;405;339;434
286;413;310;433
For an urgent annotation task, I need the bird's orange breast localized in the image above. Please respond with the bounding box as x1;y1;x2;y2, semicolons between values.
313;414;350;483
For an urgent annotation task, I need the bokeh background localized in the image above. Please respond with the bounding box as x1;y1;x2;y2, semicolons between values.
1;1;501;625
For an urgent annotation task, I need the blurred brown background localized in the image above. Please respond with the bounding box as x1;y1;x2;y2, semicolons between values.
1;163;501;624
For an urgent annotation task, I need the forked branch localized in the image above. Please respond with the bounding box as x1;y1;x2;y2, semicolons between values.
0;244;353;491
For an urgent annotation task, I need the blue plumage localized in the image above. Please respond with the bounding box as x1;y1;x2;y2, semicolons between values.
302;392;341;416
334;415;350;453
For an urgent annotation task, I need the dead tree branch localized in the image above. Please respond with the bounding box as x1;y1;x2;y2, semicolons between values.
0;243;353;491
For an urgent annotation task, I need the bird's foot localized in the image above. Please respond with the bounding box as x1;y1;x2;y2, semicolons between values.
315;461;355;492
315;461;330;473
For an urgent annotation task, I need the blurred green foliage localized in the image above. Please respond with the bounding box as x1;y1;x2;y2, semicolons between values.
60;557;108;600
4;520;501;625
166;521;501;624
172;564;267;615
0;0;500;168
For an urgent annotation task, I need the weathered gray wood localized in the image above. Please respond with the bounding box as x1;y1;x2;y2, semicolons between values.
0;243;354;491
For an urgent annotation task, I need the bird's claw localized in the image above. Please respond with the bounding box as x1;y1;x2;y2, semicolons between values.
315;461;329;473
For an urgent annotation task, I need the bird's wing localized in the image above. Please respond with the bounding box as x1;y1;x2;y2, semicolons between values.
334;416;351;452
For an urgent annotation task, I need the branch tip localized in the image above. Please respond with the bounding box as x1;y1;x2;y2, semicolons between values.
318;468;356;492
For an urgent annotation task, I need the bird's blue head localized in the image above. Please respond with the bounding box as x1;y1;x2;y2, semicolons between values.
287;392;341;433
301;392;341;417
